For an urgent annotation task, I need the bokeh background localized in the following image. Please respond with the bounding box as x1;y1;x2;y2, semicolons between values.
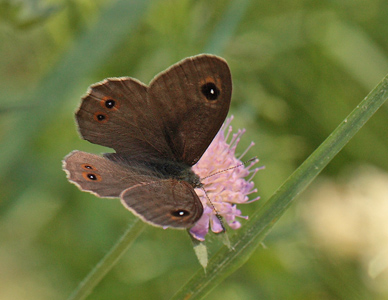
1;0;388;299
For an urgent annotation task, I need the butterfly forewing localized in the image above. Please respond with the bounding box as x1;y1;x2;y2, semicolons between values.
75;55;231;164
148;55;232;165
76;78;173;160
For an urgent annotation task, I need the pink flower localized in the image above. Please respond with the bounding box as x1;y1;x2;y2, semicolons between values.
190;116;261;241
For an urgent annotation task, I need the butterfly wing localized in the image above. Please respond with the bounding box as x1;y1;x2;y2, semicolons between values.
148;54;232;165
63;151;203;228
75;55;231;164
121;180;203;228
75;78;172;160
66;55;231;227
63;150;154;198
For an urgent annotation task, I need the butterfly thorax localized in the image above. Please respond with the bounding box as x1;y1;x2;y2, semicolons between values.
104;153;202;188
145;160;202;188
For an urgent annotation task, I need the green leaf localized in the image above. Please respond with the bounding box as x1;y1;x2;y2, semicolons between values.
193;242;208;270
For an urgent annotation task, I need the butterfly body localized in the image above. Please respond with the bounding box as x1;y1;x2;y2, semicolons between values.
105;153;202;187
63;54;232;229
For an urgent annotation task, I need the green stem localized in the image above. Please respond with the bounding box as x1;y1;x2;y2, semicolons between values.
171;75;388;299
67;220;146;300
63;1;246;298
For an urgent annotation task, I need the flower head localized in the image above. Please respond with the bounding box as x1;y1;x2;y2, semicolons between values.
190;116;261;241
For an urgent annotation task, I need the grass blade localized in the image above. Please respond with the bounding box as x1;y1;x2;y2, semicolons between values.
171;74;388;299
67;220;145;300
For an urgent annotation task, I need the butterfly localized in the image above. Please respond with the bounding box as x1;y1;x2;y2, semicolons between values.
63;54;232;229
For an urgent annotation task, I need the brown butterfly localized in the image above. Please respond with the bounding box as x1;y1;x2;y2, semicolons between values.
63;54;232;229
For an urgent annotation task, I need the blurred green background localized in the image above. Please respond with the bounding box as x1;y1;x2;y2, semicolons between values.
1;0;388;299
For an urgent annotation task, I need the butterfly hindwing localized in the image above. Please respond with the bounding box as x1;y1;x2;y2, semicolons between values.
121;180;203;228
64;151;155;198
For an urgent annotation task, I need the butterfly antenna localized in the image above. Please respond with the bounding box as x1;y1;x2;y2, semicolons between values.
200;186;226;233
202;156;257;180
